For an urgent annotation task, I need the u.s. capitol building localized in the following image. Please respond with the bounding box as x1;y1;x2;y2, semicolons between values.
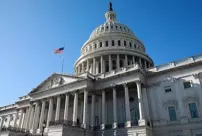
1;3;202;136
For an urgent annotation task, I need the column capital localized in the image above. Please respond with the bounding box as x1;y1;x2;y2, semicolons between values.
135;80;141;85
123;83;128;88
110;83;116;88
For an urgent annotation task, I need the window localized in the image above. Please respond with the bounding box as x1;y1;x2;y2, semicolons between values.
112;40;115;46
100;42;102;47
189;103;199;118
134;44;136;48
120;60;123;68
105;41;108;47
183;81;192;89
124;41;126;46
168;106;177;121
105;61;109;72
129;42;132;47
94;44;97;49
112;60;116;70
164;86;172;93
118;40;121;46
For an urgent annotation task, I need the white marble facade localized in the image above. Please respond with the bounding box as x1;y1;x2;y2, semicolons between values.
1;3;202;136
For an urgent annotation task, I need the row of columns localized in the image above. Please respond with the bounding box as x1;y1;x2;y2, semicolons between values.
77;54;152;75
4;81;145;134
0;107;31;132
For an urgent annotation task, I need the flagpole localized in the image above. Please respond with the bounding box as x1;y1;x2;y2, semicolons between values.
62;55;64;73
61;45;65;73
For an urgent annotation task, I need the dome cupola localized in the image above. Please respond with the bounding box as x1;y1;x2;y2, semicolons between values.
74;2;154;75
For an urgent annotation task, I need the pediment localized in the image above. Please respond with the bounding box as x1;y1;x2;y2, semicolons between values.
29;73;85;94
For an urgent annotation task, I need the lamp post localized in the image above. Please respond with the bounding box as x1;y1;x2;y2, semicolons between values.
42;120;46;136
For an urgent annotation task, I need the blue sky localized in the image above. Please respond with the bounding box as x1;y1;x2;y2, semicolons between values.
0;0;202;106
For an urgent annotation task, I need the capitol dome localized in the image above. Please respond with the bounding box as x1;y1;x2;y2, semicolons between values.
74;3;154;75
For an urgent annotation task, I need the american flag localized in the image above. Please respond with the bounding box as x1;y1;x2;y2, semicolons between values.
54;47;64;54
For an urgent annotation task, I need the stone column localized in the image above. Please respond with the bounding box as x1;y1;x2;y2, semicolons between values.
123;83;131;127
13;110;19;127
96;60;99;74
55;96;61;121
73;92;78;126
7;115;12;127
144;60;147;69
139;57;142;68
101;56;104;73
29;105;35;129
136;81;143;120
23;108;29;129
46;98;53;128
18;109;23;128
132;56;135;64
21;111;26;128
33;102;40;131
82;89;88;128
39;100;46;132
109;55;112;71
25;106;32;129
93;58;96;75
112;87;117;128
64;94;70;121
125;55;128;67
0;117;5;132
117;54;120;69
78;65;81;74
86;60;89;72
82;63;84;73
101;90;106;129
91;94;95;127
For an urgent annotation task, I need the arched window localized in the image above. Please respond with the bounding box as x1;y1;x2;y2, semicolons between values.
134;44;136;48
100;42;102;47
94;44;97;49
129;42;132;47
112;60;116;70
120;60;123;68
105;41;108;47
106;26;109;30
112;40;115;46
124;41;127;46
118;40;121;46
120;26;122;29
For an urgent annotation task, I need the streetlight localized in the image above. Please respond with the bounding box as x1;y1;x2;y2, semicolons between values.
42;120;46;136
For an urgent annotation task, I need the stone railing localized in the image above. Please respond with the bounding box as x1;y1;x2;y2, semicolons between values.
1;127;44;136
18;95;30;101
96;63;140;79
1;126;29;133
49;119;138;131
0;104;16;111
49;120;82;128
148;54;202;72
